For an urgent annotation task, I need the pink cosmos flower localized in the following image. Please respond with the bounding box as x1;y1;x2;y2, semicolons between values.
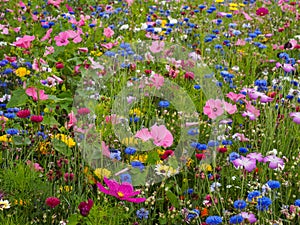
41;28;53;42
243;88;273;103
25;87;48;101
232;156;257;172
44;46;54;56
226;92;245;102
203;99;224;119
289;112;300;124
242;102;260;120
26;160;44;172
232;133;249;142
149;41;165;53
126;0;134;6
135;124;173;148
149;74;164;89
54;31;70;46
241;11;253;20
13;35;35;49
47;0;63;8
150;124;173;148
263;155;284;169
66;111;77;129
223;101;237;115
65;4;74;12
103;27;114;38
97;177;146;203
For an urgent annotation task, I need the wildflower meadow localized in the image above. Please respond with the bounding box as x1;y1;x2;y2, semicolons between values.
0;0;300;224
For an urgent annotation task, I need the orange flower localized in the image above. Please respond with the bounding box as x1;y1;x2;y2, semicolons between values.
201;208;209;217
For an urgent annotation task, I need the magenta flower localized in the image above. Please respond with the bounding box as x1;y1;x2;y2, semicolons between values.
263;155;284;169
45;197;60;208
97;177;146;203
78;199;93;217
203;99;224;119
289;112;300;124
13;35;35;49
242;102;260;120
247;152;264;162
232;156;257;172
256;7;269;16
41;28;53;42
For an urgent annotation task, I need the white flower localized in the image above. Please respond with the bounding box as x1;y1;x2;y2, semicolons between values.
0;199;10;210
120;24;129;30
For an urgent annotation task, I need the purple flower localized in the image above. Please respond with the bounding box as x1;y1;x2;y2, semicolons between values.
246;152;264;162
263;155;284;169
240;212;257;224
232;156;256;172
289;112;300;124
97;177;146;203
78;199;93;217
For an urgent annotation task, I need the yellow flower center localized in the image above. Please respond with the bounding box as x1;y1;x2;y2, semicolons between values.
117;192;124;198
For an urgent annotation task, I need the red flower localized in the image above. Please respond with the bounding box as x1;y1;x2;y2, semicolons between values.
78;199;94;217
217;146;227;153
45;197;60;208
30;115;43;123
256;7;269;16
160;150;174;160
16;109;30;118
195;153;206;160
56;62;64;69
77;107;90;115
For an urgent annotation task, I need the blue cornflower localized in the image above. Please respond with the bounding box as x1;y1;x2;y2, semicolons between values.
124;147;136;155
194;84;201;89
247;191;261;201
120;173;132;183
229;215;244;224
188;128;199;136
208;140;219;147
6;128;19;135
187;209;199;220
110;150;121;160
131;161;145;171
3;68;13;74
4;113;15;119
267;180;280;189
256;197;272;211
129;116;139;123
184;188;194;195
294;199;300;206
238;147;248;154
229;152;240;162
136;208;149;219
206;215;222;225
233;200;247;210
158;100;170;108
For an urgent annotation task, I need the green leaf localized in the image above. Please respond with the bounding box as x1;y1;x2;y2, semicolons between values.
67;214;79;225
146;151;160;165
166;190;179;208
131;168;148;186
42;116;59;127
167;156;179;169
52;138;72;156
6;89;28;108
12;136;31;146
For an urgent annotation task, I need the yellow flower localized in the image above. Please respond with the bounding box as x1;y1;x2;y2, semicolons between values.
15;67;30;78
239;3;245;7
129;108;142;117
14;199;27;206
215;0;224;2
121;137;138;146
229;7;238;11
0;134;11;142
229;3;238;7
186;158;193;167
161;20;167;28
59;186;73;192
130;154;148;163
199;163;212;172
53;134;76;148
94;168;111;179
155;164;179;177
